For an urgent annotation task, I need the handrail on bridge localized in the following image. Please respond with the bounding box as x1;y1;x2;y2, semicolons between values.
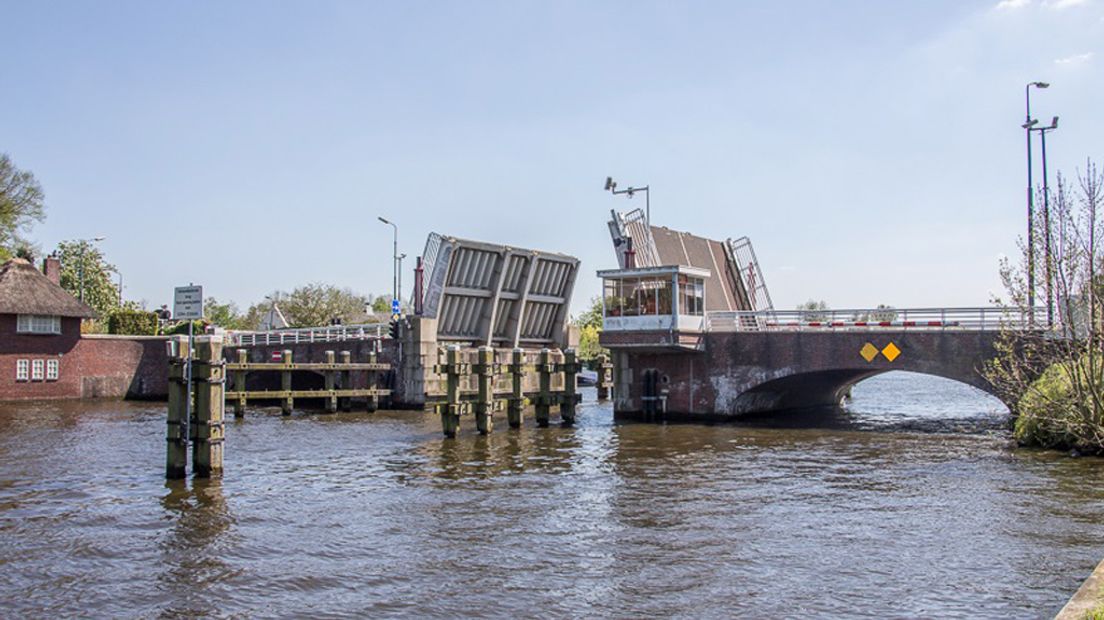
704;307;1048;332
229;322;389;347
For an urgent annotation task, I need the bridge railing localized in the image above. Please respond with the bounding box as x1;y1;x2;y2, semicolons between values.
705;307;1047;332
229;323;389;347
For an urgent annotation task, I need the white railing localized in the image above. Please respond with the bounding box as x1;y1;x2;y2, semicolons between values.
705;307;1048;332
229;323;390;347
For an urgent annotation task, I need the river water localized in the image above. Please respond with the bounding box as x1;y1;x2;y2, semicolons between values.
1;372;1103;618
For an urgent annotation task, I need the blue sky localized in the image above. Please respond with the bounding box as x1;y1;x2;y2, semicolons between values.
3;0;1101;315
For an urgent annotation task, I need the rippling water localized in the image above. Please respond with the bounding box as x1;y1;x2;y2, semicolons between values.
1;372;1103;618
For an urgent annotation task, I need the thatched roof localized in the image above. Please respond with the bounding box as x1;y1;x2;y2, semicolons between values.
0;258;96;318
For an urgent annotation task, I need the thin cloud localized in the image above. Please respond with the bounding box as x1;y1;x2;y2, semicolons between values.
994;0;1031;9
1044;0;1088;8
1055;52;1094;64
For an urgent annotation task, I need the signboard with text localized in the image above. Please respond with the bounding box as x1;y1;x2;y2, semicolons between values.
173;285;204;320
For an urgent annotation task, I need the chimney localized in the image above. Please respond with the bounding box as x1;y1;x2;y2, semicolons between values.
43;255;61;285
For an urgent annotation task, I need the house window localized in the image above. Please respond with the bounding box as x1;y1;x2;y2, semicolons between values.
31;359;44;381
15;359;29;381
16;315;62;335
46;359;59;381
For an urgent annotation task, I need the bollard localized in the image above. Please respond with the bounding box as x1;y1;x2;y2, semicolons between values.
536;348;552;428
166;336;190;479
234;349;248;417
192;336;225;478
508;348;526;429
339;351;352;411
367;350;378;413
597;353;611;400
324;350;338;413
474;346;495;435
560;348;578;427
440;345;462;438
281;349;293;415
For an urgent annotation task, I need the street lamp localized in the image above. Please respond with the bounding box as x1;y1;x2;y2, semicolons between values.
378;216;399;313
605;176;651;225
1024;81;1049;315
78;236;106;304
1031;115;1059;328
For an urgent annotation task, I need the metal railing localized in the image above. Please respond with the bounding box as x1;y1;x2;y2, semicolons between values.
705;307;1048;332
230;323;389;347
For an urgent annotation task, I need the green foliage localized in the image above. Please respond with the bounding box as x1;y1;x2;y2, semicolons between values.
163;319;209;335
574;296;607;362
54;239;118;317
281;283;367;327
1013;354;1104;452
107;309;159;335
0;153;46;258
204;296;251;330
371;295;391;314
797;299;829;321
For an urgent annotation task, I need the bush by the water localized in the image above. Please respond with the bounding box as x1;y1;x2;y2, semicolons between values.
1014;355;1104;453
107;309;159;335
162;319;209;335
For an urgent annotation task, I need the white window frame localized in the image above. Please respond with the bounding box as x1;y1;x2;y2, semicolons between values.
31;359;44;381
16;314;62;335
46;359;59;381
15;359;29;381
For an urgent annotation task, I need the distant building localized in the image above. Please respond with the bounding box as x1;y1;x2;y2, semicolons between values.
0;257;167;401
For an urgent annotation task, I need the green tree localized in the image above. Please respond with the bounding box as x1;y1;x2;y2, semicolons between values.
371;295;390;314
574;296;607;363
0;154;46;260
54;239;118;317
984;161;1104;452
281;283;368;327
796;299;830;322
204;297;250;330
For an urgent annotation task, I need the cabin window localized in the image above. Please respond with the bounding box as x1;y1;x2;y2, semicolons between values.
46;359;59;381
17;314;61;335
678;275;705;316
31;359;44;381
15;359;29;381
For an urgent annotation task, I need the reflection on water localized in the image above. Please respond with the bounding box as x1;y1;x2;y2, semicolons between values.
0;373;1102;618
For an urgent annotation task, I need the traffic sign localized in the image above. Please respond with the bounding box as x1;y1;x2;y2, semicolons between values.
173;285;204;320
391;299;401;314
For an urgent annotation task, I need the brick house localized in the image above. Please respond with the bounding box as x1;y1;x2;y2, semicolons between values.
0;256;168;401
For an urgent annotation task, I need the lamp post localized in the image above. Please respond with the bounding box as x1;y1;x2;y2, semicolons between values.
1031;116;1060;328
604;176;651;225
378;217;399;311
1023;81;1049;315
78;236;106;304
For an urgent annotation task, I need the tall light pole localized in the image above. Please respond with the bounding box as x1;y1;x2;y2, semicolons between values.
78;236;106;304
1024;81;1049;314
1032;116;1059;328
378;216;398;310
605;176;651;225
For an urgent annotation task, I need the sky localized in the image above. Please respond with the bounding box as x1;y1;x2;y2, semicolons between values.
2;0;1102;316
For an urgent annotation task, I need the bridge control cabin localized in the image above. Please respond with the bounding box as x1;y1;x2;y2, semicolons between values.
597;265;710;352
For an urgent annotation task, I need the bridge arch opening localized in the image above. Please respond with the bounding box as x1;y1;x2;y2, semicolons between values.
739;369;1009;417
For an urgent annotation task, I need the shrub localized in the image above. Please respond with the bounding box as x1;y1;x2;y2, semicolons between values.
107;309;159;335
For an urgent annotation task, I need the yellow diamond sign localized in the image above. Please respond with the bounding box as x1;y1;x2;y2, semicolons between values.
882;342;901;362
860;343;878;362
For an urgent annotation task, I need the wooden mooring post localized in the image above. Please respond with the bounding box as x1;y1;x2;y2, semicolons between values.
367;350;379;412
473;345;495;435
191;336;225;478
439;345;463;438
166;336;190;479
559;348;579;426
324;351;338;413
281;349;293;415
339;351;352;411
535;348;553;428
166;335;225;479
234;349;248;417
508;347;526;429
